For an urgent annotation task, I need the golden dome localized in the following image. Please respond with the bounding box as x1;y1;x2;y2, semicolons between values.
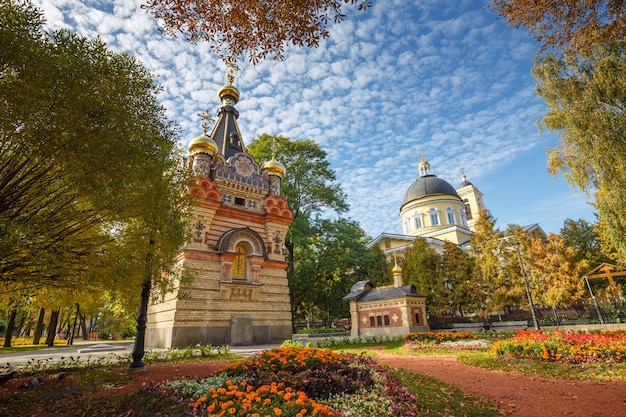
219;84;240;105
262;155;286;178
188;134;218;156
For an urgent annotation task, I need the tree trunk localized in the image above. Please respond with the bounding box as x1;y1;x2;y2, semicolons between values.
32;308;45;345
128;243;154;373
3;309;17;348
46;309;60;347
15;312;25;337
79;312;88;340
68;304;79;345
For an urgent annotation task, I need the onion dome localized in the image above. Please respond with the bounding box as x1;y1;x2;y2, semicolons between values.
218;84;240;105
392;254;402;274
262;155;286;178
188;133;218;156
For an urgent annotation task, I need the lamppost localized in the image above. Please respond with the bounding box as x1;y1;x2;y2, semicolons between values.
584;275;605;324
511;240;540;330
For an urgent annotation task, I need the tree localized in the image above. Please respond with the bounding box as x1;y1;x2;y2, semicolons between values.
441;241;479;317
248;134;356;325
560;218;612;268
1;1;191;365
470;210;509;315
533;43;626;263
143;0;373;64
1;0;191;292
291;218;383;324
247;134;348;275
401;238;441;315
526;233;588;310
490;0;625;53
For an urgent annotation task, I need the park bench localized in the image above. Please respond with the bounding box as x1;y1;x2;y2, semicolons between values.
451;322;484;332
488;320;528;331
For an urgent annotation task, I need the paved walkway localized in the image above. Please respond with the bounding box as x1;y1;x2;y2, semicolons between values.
0;340;277;369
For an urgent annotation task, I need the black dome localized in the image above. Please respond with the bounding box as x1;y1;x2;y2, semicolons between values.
402;175;459;205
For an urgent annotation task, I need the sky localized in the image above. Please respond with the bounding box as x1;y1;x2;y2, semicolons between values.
33;0;596;239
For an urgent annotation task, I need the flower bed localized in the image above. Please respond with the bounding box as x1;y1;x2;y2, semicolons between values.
167;346;420;416
492;330;626;363
404;331;477;344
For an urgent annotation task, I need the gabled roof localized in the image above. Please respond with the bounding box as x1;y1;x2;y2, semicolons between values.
343;280;425;301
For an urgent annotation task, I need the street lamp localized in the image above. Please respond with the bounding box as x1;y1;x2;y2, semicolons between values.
510;239;540;330
584;275;605;324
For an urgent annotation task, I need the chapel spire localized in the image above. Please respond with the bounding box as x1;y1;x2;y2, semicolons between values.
206;71;245;160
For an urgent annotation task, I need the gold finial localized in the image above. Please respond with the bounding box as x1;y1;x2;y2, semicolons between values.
198;110;213;135
270;137;278;157
392;253;402;273
226;62;238;86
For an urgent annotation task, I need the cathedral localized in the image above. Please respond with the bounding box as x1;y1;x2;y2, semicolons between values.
368;156;487;256
145;83;293;348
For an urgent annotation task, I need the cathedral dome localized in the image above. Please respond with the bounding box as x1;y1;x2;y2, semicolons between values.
188;133;218;156
402;175;459;205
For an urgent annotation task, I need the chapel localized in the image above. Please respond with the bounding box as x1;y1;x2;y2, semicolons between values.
344;255;429;336
145;82;293;348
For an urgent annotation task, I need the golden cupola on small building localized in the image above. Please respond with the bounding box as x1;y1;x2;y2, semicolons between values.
399;155;472;246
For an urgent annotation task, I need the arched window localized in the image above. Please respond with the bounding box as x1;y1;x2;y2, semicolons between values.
445;206;456;225
413;211;423;229
402;218;409;234
459;208;468;226
428;207;440;226
232;243;247;279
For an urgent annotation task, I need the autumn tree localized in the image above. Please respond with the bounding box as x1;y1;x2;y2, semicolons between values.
491;1;626;265
143;0;373;64
490;0;625;53
560;218;613;269
470;210;509;315
533;43;626;263
526;233;588;311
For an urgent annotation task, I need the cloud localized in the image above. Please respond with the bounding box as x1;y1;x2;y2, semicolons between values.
31;0;595;237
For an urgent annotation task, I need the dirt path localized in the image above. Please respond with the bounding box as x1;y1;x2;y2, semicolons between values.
375;353;626;417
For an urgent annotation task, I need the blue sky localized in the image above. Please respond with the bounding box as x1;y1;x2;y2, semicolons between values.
33;0;596;238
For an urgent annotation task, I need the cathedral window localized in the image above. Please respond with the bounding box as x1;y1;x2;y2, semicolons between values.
370;316;375;326
445;206;456;225
428;207;440;226
413;212;423;229
459;208;468;226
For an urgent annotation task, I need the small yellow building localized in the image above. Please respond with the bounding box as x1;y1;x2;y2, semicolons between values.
344;260;429;336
